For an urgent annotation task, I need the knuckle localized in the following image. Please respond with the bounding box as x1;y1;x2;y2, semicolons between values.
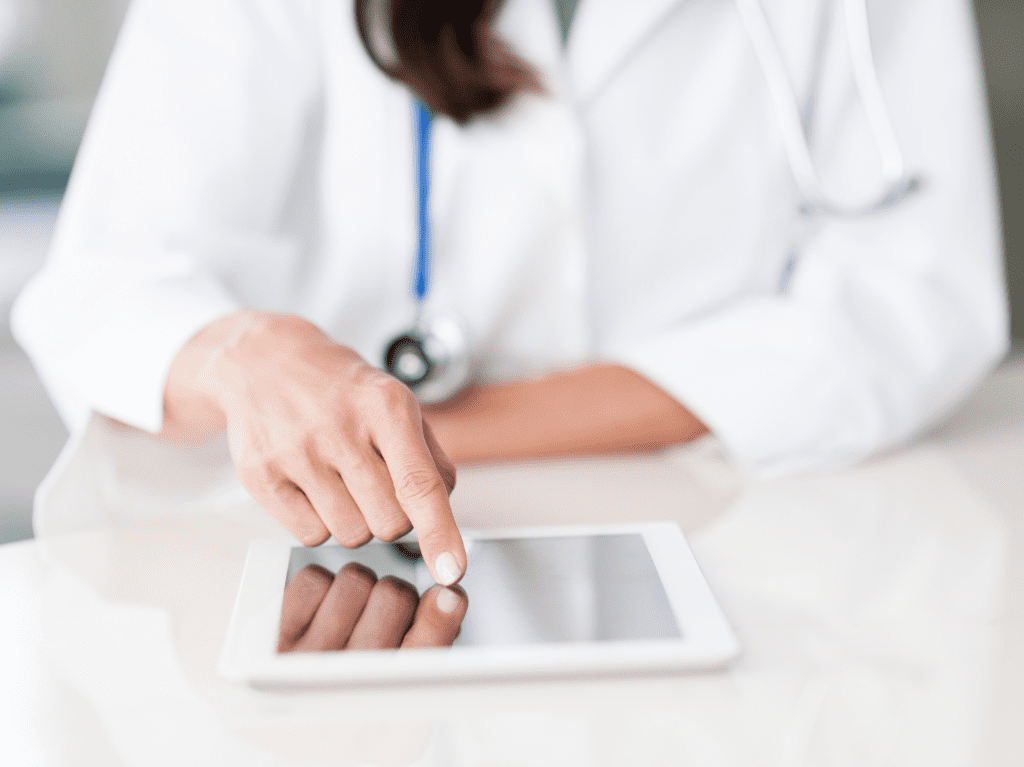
297;526;331;548
372;516;413;543
372;377;419;416
319;423;360;460
235;458;276;493
394;467;445;504
276;434;316;466
339;452;376;483
335;524;373;550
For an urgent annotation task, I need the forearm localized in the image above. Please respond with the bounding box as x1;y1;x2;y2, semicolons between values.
422;364;708;465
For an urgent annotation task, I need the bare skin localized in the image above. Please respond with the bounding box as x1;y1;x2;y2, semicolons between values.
162;311;466;586
422;365;709;465
161;311;708;583
277;563;467;653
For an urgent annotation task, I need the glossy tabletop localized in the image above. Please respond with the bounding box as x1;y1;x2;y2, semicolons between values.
1;362;1022;767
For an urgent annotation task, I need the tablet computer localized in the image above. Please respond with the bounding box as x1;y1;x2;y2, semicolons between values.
218;522;739;687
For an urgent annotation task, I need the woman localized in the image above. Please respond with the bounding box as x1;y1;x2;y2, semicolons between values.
12;0;1006;584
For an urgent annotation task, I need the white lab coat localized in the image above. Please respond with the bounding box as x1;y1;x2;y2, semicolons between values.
12;0;1007;490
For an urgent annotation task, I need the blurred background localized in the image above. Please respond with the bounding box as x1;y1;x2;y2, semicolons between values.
0;0;1022;544
1;0;129;543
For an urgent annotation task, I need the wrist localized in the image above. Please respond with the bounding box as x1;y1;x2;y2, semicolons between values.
195;310;267;415
162;310;267;440
205;312;367;419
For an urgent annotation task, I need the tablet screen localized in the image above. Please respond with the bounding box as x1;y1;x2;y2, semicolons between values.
279;534;681;654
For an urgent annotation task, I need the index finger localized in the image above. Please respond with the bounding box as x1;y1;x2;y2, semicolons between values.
373;407;466;586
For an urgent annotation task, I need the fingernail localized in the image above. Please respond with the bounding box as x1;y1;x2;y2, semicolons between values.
434;552;462;586
435;587;460;614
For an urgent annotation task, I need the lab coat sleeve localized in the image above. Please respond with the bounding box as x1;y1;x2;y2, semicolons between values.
609;0;1007;476
11;0;323;433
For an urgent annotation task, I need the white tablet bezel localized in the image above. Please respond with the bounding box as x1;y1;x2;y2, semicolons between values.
218;522;739;686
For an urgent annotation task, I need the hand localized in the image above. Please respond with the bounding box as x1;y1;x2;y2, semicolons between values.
277;563;468;652
165;312;465;585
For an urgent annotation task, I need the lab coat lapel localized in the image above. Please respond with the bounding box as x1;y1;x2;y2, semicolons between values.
566;0;688;102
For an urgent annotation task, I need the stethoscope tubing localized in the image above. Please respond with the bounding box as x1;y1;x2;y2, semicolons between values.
732;0;920;217
413;101;432;308
383;100;473;404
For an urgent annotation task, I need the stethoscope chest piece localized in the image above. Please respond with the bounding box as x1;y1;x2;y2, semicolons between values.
383;101;473;404
384;313;472;405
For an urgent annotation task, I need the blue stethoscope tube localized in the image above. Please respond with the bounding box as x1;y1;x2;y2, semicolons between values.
413;101;432;307
383;102;473;404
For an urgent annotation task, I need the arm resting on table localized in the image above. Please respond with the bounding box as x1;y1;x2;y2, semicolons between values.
422;365;709;465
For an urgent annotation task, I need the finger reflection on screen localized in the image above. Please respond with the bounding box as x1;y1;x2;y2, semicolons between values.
278;563;467;653
402;585;469;648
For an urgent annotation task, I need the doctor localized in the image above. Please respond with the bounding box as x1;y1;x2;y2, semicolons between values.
12;0;1006;584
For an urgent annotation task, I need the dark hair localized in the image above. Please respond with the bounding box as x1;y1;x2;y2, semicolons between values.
354;0;541;123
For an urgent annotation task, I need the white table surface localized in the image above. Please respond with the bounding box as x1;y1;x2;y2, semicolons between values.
1;362;1022;767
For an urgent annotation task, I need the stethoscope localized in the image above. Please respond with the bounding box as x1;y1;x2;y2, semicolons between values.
379;0;920;403
732;0;920;216
382;102;473;404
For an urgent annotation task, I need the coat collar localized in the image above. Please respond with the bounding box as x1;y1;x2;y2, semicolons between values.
565;0;688;103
